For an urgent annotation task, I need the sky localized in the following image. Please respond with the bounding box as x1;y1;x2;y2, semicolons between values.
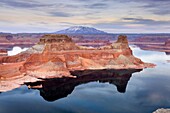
0;0;170;33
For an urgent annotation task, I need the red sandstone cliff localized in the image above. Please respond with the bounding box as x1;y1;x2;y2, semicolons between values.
165;39;170;46
0;49;7;56
135;39;170;52
0;34;155;80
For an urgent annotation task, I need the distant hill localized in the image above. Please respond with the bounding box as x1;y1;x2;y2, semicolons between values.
0;32;12;35
55;26;108;34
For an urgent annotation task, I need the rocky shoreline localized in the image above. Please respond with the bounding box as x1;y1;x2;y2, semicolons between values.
153;108;170;113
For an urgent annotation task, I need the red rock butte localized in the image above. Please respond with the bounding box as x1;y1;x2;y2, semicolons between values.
0;34;155;81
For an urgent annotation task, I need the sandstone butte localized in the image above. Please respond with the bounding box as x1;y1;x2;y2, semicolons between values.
0;34;155;81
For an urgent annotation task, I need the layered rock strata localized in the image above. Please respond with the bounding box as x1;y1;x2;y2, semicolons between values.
135;39;170;53
0;49;7;56
0;34;155;80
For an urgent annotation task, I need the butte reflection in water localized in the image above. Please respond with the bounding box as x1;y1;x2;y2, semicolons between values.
25;69;142;102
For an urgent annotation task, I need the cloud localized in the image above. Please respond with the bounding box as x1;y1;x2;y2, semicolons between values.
140;0;170;15
93;17;170;28
50;11;73;17
91;17;170;33
0;0;51;9
84;3;108;9
123;17;170;25
0;0;170;33
92;22;126;29
119;0;170;15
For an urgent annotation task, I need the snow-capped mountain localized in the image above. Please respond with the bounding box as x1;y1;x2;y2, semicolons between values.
55;26;108;34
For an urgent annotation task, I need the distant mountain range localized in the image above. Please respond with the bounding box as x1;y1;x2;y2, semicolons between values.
55;26;108;34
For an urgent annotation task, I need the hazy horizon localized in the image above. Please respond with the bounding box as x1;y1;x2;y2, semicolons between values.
0;0;170;33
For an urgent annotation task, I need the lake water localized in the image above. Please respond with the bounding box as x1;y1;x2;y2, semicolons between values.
0;46;170;113
7;46;28;56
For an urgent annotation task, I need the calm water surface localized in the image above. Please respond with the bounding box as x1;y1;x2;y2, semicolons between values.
0;46;170;113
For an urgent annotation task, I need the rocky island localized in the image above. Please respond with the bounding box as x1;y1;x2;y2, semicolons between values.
0;34;155;91
0;34;154;78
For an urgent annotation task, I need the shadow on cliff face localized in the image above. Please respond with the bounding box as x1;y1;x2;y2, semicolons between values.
26;69;142;102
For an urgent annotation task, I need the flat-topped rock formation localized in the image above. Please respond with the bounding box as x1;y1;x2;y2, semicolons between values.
39;34;73;44
138;39;170;52
0;34;155;81
133;38;170;53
